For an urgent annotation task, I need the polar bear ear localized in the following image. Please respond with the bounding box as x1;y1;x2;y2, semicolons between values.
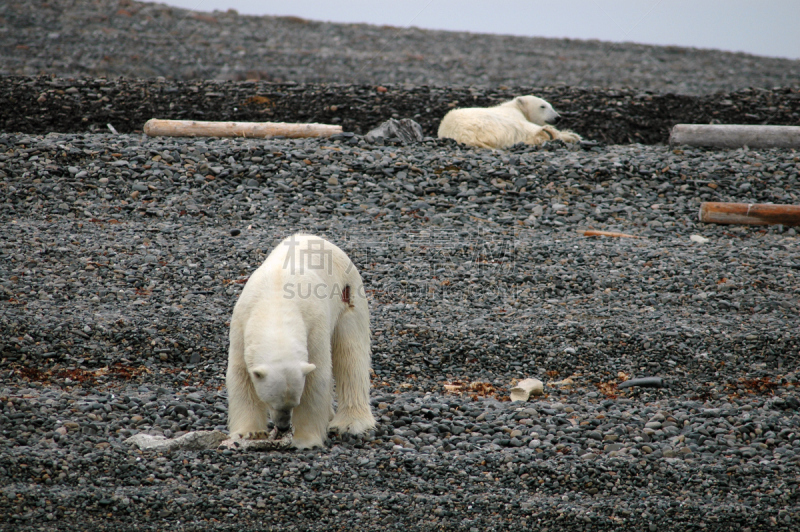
252;368;267;380
514;96;531;116
300;363;316;376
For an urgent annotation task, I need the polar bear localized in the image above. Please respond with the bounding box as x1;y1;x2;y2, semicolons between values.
437;95;581;149
226;234;375;449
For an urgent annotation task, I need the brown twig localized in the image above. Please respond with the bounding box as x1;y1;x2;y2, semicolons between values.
579;230;640;238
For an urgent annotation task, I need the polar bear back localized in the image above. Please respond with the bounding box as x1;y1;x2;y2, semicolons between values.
233;234;363;340
438;106;529;148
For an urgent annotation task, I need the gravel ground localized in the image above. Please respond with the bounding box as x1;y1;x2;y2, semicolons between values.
2;1;800;531
1;131;799;531
2;0;800;95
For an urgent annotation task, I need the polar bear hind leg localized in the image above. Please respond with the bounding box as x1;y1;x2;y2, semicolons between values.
290;330;333;449
329;305;376;435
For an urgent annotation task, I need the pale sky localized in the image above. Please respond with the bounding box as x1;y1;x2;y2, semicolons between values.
147;0;800;60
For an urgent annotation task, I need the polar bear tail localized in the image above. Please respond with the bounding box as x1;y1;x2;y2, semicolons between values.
329;282;376;435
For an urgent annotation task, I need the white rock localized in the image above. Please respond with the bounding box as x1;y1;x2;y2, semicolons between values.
125;430;228;451
510;378;544;402
690;234;710;244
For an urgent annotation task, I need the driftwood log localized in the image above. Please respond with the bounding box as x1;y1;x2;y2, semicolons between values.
143;119;343;139
670;124;800;149
699;202;800;226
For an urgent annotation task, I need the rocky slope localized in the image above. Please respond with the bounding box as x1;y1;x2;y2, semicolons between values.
2;0;800;94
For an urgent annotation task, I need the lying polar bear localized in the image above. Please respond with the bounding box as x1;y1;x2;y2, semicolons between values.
438;95;581;149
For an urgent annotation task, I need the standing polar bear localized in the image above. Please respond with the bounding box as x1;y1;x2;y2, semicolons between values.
226;234;375;449
438;95;581;149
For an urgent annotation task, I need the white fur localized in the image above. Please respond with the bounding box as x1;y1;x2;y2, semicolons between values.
437;95;581;149
226;234;375;449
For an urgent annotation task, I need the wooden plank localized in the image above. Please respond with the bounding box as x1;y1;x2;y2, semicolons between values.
699;202;800;226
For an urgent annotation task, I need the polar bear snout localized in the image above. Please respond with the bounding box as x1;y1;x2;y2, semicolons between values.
537;103;560;125
273;409;293;432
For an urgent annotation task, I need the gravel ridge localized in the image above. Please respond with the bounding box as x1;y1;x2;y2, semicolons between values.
2;0;800;95
2;77;799;145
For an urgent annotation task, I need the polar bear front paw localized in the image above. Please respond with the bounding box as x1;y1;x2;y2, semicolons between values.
558;130;582;143
291;434;325;450
329;412;377;435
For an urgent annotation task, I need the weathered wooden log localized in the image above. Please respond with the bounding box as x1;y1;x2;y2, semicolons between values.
670;124;800;149
699;202;800;226
143;119;343;138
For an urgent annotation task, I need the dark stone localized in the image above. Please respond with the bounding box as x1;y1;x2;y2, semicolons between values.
618;377;666;389
364;119;424;144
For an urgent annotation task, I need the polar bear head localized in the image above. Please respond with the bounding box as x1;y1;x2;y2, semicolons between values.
250;361;316;430
513;95;561;125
